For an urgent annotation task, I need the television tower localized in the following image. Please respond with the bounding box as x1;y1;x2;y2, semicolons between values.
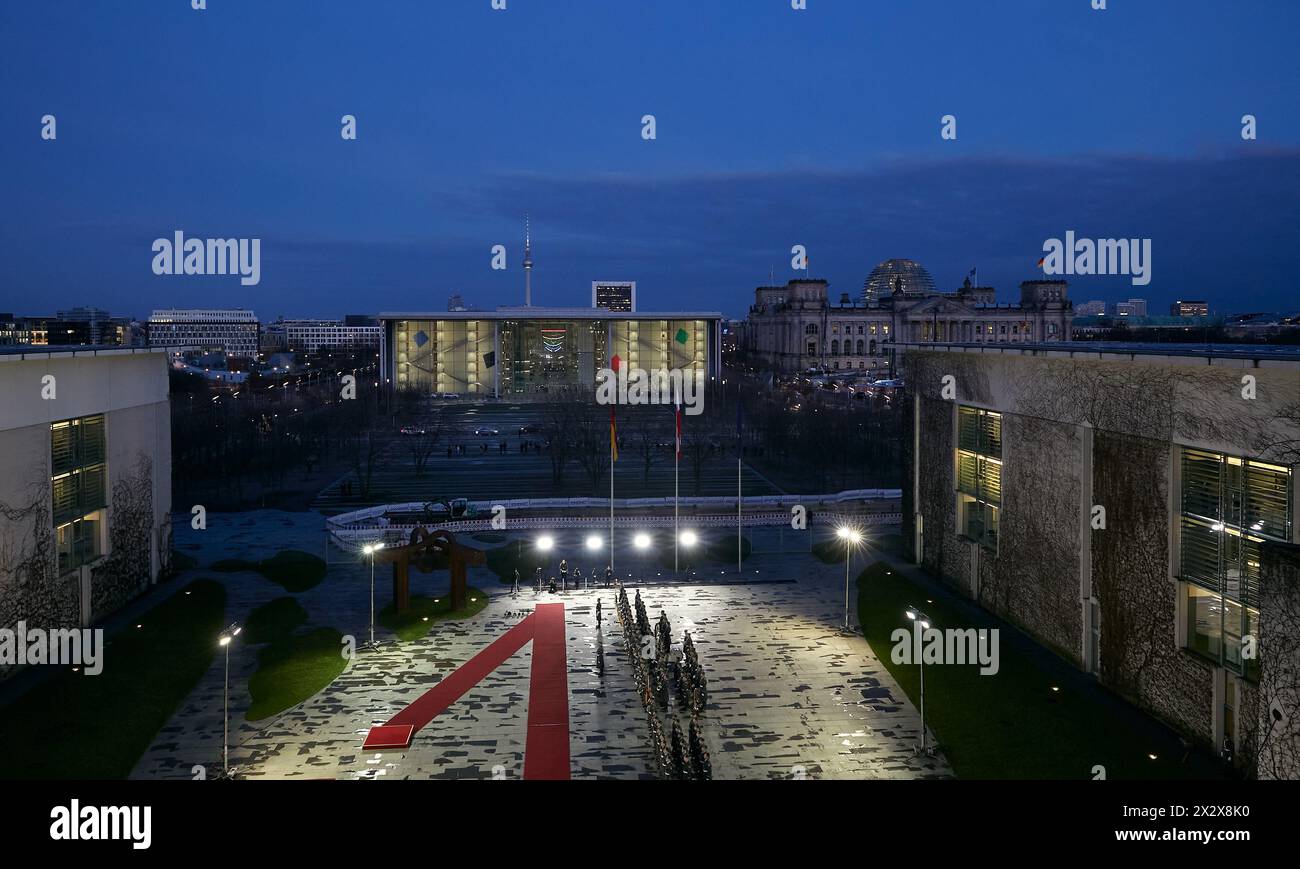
523;214;533;306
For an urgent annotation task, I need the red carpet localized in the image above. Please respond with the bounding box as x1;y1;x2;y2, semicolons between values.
361;603;572;779
523;603;570;780
364;616;534;749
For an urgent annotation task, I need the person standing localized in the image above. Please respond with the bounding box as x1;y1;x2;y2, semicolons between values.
535;566;543;594
559;558;569;591
512;568;520;597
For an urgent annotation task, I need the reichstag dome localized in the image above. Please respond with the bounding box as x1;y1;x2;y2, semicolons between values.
861;258;937;304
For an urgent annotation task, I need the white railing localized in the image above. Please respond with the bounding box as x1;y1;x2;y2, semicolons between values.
326;490;902;551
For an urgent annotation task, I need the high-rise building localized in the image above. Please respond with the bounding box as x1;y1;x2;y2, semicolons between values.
592;281;636;313
147;309;259;358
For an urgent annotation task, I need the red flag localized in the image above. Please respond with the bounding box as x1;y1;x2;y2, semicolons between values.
609;405;618;462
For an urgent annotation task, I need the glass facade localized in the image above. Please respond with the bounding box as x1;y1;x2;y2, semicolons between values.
957;406;1002;550
51;414;107;575
391;317;713;397
1179;447;1292;678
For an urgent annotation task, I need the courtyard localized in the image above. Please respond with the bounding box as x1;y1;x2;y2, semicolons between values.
128;516;948;780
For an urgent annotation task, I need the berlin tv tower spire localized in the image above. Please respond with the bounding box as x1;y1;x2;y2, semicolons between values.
523;213;533;306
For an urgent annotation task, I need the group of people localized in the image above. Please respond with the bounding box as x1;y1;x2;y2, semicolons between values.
615;585;713;781
512;559;614;596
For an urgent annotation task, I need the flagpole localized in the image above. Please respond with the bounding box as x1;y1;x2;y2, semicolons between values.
674;392;681;578
610;406;615;573
736;395;743;575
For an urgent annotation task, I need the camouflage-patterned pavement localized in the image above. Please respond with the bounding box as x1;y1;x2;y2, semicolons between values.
131;513;950;780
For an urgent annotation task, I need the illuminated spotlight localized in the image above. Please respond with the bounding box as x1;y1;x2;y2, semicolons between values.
837;526;863;544
537;535;555;552
585;534;603;551
679;530;698;547
634;533;651;550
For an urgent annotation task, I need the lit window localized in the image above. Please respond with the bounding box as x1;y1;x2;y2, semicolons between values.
956;406;1001;551
1179;448;1290;678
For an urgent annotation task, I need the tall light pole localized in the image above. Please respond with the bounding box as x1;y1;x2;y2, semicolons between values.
361;542;387;651
906;606;933;755
679;530;698;579
217;622;242;779
837;526;863;629
634;532;651;583
585;534;602;589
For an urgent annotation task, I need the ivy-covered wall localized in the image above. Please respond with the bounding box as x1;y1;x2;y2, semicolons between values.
1092;431;1214;743
1256;544;1300;779
903;347;1300;771
90;453;155;621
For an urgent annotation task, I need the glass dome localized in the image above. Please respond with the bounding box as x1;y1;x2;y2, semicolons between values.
861;259;937;304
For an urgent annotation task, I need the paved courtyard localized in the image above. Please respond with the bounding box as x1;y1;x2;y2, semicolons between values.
131;513;950;780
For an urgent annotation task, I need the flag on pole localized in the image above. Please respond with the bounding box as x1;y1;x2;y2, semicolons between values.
674;398;682;460
609;405;618;462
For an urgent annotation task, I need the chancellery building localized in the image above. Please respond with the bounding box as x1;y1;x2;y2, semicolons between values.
380;308;722;398
741;259;1074;376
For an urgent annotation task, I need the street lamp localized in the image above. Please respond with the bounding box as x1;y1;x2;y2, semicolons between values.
217;622;242;779
837;526;863;628
585;534;602;552
360;542;388;651
634;532;651;582
537;535;555;552
679;530;698;547
906;606;934;755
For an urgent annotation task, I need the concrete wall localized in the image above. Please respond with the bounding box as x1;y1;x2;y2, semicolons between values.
904;347;1300;771
0;350;172;680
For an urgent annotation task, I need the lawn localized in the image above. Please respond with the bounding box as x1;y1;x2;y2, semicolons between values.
0;579;227;779
378;587;490;642
241;597;309;645
856;561;1225;780
245;627;347;722
211;549;328;592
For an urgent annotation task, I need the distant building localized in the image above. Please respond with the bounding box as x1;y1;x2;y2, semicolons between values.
147;309;259;359
282;317;382;353
0;310;134;348
56;307;134;346
381;307;719;397
1075;300;1107;317
1171;300;1210;317
447;294;467;312
742;259;1073;376
0;346;174;681
1112;298;1148;318
593;281;636;313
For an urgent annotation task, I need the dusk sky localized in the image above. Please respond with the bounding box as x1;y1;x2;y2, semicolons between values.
3;0;1298;320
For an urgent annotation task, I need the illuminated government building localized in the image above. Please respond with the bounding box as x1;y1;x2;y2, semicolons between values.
742;259;1074;375
380;225;719;396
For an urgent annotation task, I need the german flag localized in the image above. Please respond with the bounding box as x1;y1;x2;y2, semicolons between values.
609;405;619;462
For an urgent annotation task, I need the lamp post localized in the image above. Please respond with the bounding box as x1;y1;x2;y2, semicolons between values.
360;542;387;651
217;622;242;779
837;526;863;629
906;606;934;755
585;535;602;589
537;535;554;590
634;532;651;582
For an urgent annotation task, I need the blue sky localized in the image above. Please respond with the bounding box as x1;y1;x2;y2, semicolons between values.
2;0;1298;319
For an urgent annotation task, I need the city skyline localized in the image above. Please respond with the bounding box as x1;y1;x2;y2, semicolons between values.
3;1;1299;318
